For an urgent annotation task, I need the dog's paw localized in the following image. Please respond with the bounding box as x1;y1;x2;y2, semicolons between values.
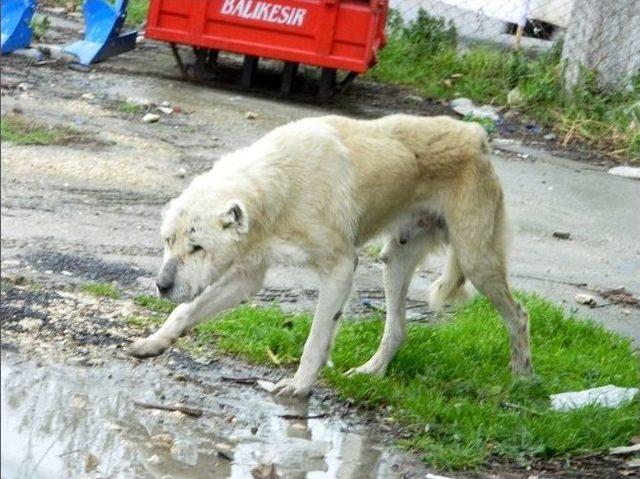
271;377;311;399
345;360;387;378
127;337;169;359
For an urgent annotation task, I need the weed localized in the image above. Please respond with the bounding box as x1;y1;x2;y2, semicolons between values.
30;15;50;42
1;116;77;145
133;294;175;314
363;243;383;261
371;9;640;162
194;294;640;469
126;0;149;26
462;114;497;135
81;282;120;299
116;101;147;115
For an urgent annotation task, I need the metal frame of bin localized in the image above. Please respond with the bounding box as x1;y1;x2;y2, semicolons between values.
144;0;388;98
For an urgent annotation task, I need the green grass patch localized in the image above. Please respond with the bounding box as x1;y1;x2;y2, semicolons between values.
81;282;121;299
194;294;640;469
369;10;640;161
126;0;148;26
116;101;147;115
134;294;176;314
1;116;78;145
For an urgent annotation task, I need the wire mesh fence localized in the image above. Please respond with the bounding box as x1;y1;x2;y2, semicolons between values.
382;0;640;160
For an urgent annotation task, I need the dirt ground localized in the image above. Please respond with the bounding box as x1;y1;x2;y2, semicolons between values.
1;10;639;479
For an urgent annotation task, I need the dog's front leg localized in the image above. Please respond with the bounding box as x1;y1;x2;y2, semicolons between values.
273;254;355;398
128;265;266;358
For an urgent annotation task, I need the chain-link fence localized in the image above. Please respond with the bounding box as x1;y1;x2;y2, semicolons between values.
382;0;639;160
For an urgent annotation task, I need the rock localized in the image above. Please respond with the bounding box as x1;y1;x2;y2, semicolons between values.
67;355;87;366
625;457;640;468
85;453;99;472
214;442;234;459
405;94;423;103
256;379;276;393
552;232;571;240
18;318;43;331
607;166;640;180
575;293;597;307
507;87;524;107
147;454;162;465
245;111;259;120
81;92;95;100
544;133;557;141
157;106;173;115
150;433;175;449
176;167;187;178
142;113;160;124
251;463;279;479
450;97;499;121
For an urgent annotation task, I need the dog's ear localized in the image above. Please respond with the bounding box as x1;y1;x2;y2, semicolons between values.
220;200;249;234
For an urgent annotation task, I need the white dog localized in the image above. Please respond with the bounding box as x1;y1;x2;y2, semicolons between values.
128;114;533;397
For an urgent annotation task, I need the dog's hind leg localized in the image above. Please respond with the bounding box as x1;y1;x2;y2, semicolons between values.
448;192;533;377
428;247;476;310
347;225;441;377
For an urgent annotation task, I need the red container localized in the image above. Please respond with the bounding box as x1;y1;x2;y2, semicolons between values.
145;0;388;73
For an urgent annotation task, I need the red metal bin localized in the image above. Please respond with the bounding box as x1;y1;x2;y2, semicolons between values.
145;0;388;74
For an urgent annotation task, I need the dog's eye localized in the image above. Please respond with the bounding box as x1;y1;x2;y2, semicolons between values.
191;245;204;253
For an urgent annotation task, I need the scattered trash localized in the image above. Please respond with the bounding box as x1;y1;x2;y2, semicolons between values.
278;413;328;420
544;133;557;141
176;167;187;179
157;106;173;115
81;92;95;100
425;474;454;479
146;454;162;465
552;232;571;240
405;94;423;103
245;111;259;120
609;444;640;455
451;97;499;121
550;385;639;411
142;113;160;124
127;97;151;107
161;100;171;107
607;166;640;180
575;293;597;308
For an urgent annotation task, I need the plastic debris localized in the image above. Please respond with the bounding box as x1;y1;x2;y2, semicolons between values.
575;293;597;307
550;385;639;411
451;97;499;122
608;166;640;180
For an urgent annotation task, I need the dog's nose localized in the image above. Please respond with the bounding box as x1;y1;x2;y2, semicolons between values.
156;279;173;296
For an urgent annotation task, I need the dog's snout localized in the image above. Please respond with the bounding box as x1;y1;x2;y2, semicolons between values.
156;278;174;296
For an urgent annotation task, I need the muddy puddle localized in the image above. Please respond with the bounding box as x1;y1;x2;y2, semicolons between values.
1;353;425;479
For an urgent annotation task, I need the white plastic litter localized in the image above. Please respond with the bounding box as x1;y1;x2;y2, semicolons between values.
607;166;640;180
425;474;453;479
450;98;499;122
550;385;639;411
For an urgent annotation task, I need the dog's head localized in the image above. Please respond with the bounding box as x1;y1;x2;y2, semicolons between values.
155;194;250;303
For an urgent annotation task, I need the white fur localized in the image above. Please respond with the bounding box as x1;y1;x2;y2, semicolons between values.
128;114;534;396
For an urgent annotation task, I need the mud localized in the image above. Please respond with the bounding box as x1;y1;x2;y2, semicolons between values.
1;8;639;479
